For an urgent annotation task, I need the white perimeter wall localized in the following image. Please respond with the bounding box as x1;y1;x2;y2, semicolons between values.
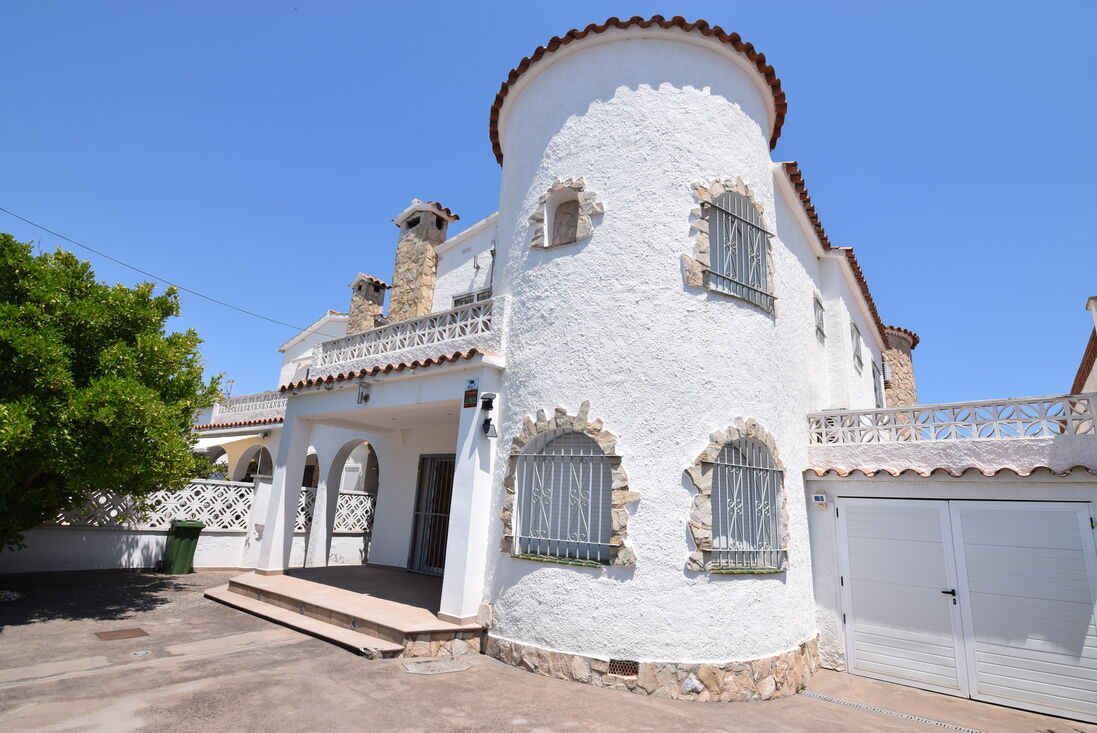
804;470;1097;670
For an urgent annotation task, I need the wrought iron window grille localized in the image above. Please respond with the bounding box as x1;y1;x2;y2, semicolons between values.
702;195;775;313
705;438;786;571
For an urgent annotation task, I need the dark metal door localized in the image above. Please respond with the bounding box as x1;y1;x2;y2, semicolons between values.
409;454;455;575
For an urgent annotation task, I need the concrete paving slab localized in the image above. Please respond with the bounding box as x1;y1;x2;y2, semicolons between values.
1;569;1094;732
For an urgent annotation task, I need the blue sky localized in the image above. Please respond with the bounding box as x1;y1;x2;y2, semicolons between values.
3;1;1094;403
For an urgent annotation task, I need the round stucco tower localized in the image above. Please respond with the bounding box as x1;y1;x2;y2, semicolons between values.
485;17;819;700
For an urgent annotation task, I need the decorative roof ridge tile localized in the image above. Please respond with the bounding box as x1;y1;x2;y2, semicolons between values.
490;16;786;164
349;273;392;289
278;349;494;392
1071;328;1097;394
808;465;1097;479
194;416;284;431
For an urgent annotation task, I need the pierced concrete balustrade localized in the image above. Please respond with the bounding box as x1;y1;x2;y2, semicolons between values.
204;390;288;426
309;297;504;380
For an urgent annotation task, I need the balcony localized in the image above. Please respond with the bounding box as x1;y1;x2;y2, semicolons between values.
309;296;503;380
806;393;1097;476
200;390;288;427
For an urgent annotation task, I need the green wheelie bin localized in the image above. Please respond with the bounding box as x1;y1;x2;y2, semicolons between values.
161;519;205;574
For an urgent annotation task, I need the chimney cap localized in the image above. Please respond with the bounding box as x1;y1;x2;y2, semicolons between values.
393;199;460;227
884;324;920;350
1086;296;1097;312
348;273;391;289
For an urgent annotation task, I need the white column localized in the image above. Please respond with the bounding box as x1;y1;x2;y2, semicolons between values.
256;416;312;573
438;368;500;624
304;474;336;568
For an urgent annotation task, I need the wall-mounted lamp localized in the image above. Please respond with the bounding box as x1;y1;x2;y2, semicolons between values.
357;383;371;404
481;392;497;437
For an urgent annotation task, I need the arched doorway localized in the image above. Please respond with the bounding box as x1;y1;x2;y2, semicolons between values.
231;445;273;482
305;441;379;567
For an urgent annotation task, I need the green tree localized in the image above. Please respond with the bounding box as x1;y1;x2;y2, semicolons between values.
0;233;220;550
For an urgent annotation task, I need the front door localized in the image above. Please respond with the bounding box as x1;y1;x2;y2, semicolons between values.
409;454;455;575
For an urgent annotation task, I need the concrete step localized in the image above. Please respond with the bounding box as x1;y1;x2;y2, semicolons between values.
204;584;404;658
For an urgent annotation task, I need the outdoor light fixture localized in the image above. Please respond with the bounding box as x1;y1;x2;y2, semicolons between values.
357;382;371;404
480;392;497;437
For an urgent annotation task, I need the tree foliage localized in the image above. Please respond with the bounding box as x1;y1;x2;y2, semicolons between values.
0;234;219;549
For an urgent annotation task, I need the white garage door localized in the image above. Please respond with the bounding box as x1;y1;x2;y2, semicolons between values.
838;499;1097;723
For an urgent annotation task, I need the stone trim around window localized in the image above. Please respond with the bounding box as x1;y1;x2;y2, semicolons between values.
681;177;777;315
485;635;819;702
683;418;790;573
528;179;605;249
501;401;638;567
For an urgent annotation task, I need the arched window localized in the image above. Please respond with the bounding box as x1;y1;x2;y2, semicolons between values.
516;430;612;564
705;191;774;312
710;437;784;570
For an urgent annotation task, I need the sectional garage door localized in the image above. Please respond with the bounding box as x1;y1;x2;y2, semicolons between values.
837;499;1097;723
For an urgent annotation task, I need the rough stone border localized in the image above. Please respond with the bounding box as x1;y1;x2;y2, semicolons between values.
486;636;819;702
402;630;483;658
502;401;637;567
683;418;790;572
528;178;604;249
682;178;777;315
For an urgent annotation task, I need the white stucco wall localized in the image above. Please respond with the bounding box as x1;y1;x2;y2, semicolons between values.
432;213;498;313
278;314;349;386
482;28;880;664
803;470;1097;670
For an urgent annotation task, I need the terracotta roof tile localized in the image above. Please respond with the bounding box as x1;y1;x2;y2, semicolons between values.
194;416;284;431
809;465;1097;478
1072;328;1097;394
885;324;920;350
425;202;459;221
489;16;786;164
350;273;391;290
781;161;894;350
279;349;492;392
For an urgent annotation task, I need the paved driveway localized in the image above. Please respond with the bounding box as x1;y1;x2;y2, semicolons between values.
0;570;1092;733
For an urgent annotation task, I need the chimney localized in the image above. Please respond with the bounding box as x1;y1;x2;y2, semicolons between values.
347;273;390;333
388;200;459;323
882;326;919;407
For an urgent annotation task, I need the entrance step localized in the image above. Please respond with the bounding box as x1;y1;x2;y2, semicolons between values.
205;584;404;657
206;571;483;658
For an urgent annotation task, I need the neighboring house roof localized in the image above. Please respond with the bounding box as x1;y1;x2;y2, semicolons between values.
194;416;284;431
279;349;493;392
277;311;349;353
1071;328;1097;394
489;15;786;164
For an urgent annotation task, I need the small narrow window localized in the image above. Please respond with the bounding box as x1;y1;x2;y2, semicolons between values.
704;191;774;312
516;430;612;564
711;438;785;571
872;361;884;408
813;296;826;342
851;323;863;373
551;199;580;247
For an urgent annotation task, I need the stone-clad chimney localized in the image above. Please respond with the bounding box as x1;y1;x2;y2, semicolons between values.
883;326;919;407
347;273;390;333
388;200;459;323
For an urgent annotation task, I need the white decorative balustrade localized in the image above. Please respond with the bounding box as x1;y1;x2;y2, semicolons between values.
808;394;1097;445
308;297;504;380
57;479;256;531
332;491;375;534
202;390;287;426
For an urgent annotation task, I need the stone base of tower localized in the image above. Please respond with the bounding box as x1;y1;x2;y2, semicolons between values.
485;635;819;702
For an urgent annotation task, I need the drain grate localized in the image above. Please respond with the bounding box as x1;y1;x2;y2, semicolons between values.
95;628;149;641
799;690;986;733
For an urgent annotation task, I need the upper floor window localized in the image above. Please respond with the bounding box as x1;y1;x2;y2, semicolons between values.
813;296;826;342
452;287;492;308
515;430;612;564
710;437;785;571
851;322;864;373
704;191;774;312
872;361;884;408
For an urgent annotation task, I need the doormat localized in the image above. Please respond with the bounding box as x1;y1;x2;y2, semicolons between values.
95;628;149;641
402;658;472;675
799;690;985;733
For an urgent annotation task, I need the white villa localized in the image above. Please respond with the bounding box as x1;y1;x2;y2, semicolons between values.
10;16;1096;724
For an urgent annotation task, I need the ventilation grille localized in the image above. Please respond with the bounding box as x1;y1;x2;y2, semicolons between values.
608;659;639;677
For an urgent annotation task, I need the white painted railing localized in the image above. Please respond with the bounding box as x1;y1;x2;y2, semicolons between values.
55;480;376;535
202;390;287;426
309;297;502;379
808;393;1097;444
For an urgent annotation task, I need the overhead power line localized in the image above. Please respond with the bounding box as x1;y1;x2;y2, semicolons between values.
0;206;342;338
